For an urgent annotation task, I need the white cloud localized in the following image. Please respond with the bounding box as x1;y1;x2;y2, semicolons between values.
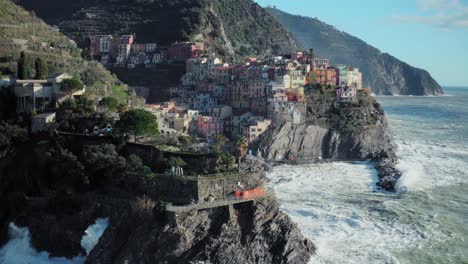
392;0;468;30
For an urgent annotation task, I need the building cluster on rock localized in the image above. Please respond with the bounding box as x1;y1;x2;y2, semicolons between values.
146;50;364;144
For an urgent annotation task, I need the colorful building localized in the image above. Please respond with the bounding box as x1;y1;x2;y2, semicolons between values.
313;66;337;86
167;42;205;61
197;116;224;141
242;119;272;144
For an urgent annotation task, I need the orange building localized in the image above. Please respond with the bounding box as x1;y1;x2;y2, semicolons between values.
313;67;337;86
286;88;305;102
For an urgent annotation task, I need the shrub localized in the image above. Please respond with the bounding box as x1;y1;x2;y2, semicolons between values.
100;96;119;111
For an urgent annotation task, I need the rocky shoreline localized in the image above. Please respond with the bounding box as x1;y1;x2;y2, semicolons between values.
257;113;402;192
0;141;314;264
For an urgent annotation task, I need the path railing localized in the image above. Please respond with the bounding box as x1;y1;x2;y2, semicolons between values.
166;197;257;213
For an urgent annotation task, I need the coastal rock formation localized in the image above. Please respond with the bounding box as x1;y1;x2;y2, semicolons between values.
266;7;444;96
86;195;314;264
258;114;402;191
0;140;314;263
259;115;396;161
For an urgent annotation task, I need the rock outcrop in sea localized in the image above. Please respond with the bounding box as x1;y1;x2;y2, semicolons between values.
257;113;402;191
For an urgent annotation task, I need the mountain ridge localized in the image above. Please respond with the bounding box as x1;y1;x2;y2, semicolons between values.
16;0;299;59
266;7;443;95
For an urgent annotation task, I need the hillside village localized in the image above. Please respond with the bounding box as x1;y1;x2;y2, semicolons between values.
1;34;370;145
0;2;405;262
145;48;367;144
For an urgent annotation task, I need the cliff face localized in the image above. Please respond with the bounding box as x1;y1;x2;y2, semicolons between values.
266;8;443;96
258;114;396;162
17;0;299;58
86;195;314;264
257;113;402;191
0;140;314;263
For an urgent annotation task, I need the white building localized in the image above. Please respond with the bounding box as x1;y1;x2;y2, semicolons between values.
13;73;85;113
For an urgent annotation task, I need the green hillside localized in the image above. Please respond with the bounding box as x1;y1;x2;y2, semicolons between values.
0;0;118;95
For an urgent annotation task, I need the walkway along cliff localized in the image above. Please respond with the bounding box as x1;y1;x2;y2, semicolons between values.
0;135;314;263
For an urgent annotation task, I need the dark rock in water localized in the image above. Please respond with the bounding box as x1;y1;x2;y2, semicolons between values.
375;158;402;192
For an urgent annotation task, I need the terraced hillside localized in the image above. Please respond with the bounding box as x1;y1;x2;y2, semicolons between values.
0;0;118;95
17;0;299;59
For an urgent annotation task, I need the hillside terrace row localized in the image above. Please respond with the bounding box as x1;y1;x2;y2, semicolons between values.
89;34;204;68
147;51;365;144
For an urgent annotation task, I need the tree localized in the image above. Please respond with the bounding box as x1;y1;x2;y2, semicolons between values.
61;78;84;96
214;135;227;153
81;144;127;185
117;109;159;142
100;97;119;111
17;51;30;80
216;153;236;173
235;137;249;170
34;58;48;79
169;156;187;167
0;122;28;150
127;154;151;176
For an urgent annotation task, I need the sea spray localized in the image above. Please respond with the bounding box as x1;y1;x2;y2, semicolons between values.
267;162;422;264
0;218;109;264
80;218;109;255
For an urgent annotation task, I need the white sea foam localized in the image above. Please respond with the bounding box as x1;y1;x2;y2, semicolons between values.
80;218;109;255
0;218;109;264
268;163;426;264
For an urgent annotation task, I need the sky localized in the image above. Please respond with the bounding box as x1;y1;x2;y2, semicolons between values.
255;0;468;87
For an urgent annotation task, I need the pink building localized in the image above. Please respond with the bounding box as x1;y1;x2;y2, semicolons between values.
120;35;134;45
336;86;357;101
167;42;205;61
197;116;224;141
291;52;304;60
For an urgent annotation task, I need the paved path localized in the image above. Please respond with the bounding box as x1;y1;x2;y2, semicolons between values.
166;197;256;213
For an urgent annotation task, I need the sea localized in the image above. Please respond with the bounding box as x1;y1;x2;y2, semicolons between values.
268;87;468;264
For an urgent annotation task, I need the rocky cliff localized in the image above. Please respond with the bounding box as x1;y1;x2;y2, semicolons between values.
259;114;396;162
0;139;314;263
86;194;314;264
257;113;401;191
266;7;443;96
17;0;299;59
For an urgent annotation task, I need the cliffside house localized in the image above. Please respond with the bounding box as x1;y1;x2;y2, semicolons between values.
313;66;337;86
13;73;85;113
336;86;358;102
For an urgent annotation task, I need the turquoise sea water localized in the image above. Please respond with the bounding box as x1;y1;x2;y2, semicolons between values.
269;87;468;264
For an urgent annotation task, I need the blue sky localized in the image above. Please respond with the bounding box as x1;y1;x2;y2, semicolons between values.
255;0;468;86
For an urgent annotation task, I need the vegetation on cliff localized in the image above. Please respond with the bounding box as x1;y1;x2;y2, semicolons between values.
0;0;119;95
305;85;383;134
